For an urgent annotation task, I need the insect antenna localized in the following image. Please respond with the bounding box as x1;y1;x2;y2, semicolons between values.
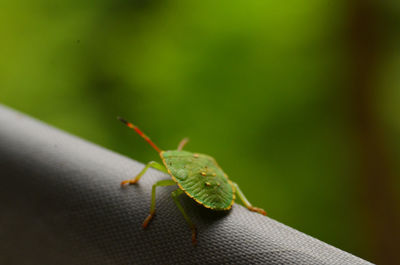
177;137;189;151
117;117;162;153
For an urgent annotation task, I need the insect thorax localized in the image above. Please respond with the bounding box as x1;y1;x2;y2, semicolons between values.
160;150;234;210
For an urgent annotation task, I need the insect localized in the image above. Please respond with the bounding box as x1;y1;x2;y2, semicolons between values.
118;117;266;244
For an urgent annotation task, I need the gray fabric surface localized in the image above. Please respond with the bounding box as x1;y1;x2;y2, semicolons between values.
0;104;373;265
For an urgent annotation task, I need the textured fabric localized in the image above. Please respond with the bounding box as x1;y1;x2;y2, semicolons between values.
0;104;373;265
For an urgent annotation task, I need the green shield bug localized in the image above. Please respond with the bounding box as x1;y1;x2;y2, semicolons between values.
118;117;266;244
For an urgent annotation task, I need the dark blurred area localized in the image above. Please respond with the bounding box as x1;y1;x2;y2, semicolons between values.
1;0;399;264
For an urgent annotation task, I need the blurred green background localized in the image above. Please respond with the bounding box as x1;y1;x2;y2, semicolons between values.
1;1;399;264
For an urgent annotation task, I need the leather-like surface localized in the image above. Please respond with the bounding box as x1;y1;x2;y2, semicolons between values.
0;104;373;265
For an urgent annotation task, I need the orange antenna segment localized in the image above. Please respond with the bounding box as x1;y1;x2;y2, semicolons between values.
117;117;162;153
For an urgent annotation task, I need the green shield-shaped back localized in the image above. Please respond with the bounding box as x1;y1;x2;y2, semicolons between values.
161;150;234;210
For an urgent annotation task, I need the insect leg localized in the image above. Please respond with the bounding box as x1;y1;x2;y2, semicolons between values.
177;137;189;151
121;161;168;186
142;179;176;229
231;181;267;216
171;189;197;244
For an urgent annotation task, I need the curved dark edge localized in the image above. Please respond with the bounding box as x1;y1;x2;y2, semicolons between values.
0;104;373;265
